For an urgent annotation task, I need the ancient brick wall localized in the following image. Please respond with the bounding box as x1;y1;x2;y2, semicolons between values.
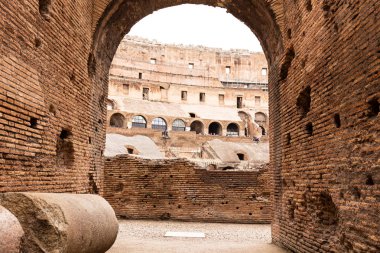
1;0;379;252
103;155;272;223
269;1;380;252
0;0;104;193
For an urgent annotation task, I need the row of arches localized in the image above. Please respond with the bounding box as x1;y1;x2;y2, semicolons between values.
109;113;241;136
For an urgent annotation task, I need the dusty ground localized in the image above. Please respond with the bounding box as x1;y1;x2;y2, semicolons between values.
108;220;288;253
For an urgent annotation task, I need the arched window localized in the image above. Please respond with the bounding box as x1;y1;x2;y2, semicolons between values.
227;123;239;136
152;117;167;130
172;119;186;131
190;121;204;134
208;122;222;136
255;112;267;125
132;115;147;128
110;113;124;128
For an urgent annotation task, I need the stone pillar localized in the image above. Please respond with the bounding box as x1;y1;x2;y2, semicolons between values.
0;205;24;253
0;193;119;253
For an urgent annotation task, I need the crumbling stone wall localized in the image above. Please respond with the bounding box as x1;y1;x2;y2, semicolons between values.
1;0;379;252
103;155;272;223
0;0;103;193
93;0;380;252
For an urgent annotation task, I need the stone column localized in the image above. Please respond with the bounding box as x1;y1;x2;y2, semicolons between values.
0;193;119;253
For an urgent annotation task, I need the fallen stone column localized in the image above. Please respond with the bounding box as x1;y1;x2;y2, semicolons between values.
0;205;24;253
0;193;119;253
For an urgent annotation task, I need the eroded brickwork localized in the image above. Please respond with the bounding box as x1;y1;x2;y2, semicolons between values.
0;0;104;193
104;155;272;223
1;0;379;252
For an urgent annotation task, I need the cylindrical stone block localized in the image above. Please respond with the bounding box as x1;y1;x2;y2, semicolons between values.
0;193;119;253
0;205;24;253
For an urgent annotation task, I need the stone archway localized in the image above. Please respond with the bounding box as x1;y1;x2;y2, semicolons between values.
190;120;204;134
89;0;285;250
227;123;240;136
0;0;378;252
110;113;125;128
208;122;222;136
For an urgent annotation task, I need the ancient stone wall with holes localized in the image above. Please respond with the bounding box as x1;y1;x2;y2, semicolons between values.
0;1;104;193
1;0;379;252
103;155;272;223
269;1;380;252
110;36;269;88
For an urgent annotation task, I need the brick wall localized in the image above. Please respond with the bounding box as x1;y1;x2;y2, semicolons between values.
103;155;272;223
0;0;103;194
1;0;379;252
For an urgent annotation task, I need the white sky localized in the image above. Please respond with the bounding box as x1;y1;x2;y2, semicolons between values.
128;4;263;52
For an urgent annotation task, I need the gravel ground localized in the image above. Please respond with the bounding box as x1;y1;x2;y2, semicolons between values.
108;220;288;253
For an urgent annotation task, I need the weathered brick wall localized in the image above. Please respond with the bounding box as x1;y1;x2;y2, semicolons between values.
0;0;104;193
1;0;379;252
103;155;272;223
269;1;380;252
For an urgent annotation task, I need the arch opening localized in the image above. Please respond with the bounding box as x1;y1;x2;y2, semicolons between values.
190;121;204;134
152;117;167;131
90;2;284;81
208;122;222;136
172;119;186;131
132;115;147;128
227;123;239;136
110;113;125;128
97;1;280;250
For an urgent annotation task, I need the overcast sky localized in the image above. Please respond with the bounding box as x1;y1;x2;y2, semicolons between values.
128;4;263;52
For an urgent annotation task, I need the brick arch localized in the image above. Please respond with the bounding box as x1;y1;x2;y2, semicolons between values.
89;0;284;80
131;115;147;128
208;121;223;136
109;113;125;128
227;122;240;136
190;120;205;134
152;117;168;130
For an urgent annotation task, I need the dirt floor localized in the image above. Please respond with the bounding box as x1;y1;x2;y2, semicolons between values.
108;220;288;253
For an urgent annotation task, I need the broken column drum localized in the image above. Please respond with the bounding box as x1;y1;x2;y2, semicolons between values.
0;193;119;253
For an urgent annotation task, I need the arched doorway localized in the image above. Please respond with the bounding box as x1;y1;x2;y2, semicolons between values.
109;113;125;128
208;122;222;136
255;112;267;136
190;120;204;134
227;123;239;136
91;0;284;251
152;117;167;131
131;115;147;128
254;112;267;125
172;119;186;131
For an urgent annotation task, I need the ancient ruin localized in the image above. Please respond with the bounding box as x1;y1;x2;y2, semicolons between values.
0;0;379;252
106;36;269;168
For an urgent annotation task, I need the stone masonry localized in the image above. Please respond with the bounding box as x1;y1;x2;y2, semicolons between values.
104;155;272;223
0;1;379;252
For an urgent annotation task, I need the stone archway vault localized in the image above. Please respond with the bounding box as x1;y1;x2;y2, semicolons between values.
89;0;285;249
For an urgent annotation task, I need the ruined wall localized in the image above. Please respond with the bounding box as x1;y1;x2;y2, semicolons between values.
269;1;380;252
111;36;268;88
107;127;254;148
103;155;272;223
108;37;269;132
1;0;379;252
0;0;103;193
